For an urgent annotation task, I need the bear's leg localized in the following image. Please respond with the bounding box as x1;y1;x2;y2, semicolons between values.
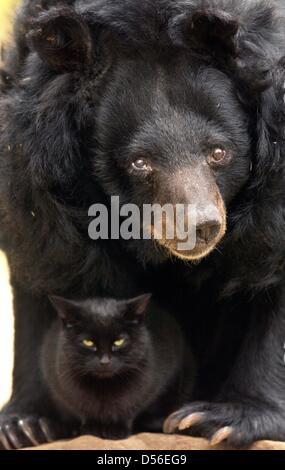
164;293;285;447
0;284;69;449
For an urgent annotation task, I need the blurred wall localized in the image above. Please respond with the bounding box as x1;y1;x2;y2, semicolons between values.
0;0;19;44
0;253;13;409
0;0;18;409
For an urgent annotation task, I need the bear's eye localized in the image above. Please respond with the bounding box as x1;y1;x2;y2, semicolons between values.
208;148;229;166
82;339;96;349
131;159;152;173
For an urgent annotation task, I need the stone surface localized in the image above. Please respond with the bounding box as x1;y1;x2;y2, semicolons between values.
24;434;285;451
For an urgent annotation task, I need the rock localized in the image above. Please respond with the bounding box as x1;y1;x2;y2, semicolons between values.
23;433;285;450
250;440;285;451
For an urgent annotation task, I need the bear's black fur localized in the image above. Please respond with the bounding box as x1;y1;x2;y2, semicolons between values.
1;0;285;448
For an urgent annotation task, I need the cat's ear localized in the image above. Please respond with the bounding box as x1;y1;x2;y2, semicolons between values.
49;295;80;324
26;7;93;72
169;8;239;58
124;293;152;318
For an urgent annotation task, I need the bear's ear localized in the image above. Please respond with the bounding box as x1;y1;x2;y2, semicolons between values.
170;8;239;58
26;8;93;72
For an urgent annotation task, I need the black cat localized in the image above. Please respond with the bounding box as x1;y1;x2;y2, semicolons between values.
40;294;194;441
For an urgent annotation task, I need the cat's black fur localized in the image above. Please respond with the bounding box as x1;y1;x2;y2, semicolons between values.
1;0;285;450
41;294;192;441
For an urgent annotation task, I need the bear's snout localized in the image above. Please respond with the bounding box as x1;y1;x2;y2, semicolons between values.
196;221;221;244
152;165;227;261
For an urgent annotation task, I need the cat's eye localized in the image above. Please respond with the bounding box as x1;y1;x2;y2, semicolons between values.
82;339;95;348
113;338;125;348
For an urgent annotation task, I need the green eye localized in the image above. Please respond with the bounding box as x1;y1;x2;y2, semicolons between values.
113;338;125;348
82;339;95;348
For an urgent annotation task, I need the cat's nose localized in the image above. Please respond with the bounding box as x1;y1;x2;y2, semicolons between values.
100;354;111;366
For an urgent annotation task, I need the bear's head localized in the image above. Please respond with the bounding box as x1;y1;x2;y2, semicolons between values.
17;0;283;264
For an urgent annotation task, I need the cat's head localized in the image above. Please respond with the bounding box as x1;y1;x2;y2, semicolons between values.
49;293;152;379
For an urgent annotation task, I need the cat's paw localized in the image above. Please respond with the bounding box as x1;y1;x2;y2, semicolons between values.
163;401;285;448
0;414;60;450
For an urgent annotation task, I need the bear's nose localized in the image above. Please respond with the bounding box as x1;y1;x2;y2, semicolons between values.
196;221;221;244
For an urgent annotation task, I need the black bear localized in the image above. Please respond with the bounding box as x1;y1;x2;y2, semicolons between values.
1;0;285;449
